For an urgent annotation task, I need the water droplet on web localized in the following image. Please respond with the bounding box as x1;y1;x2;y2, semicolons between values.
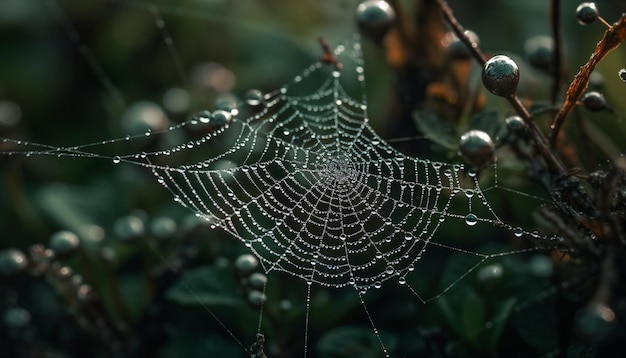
211;110;232;126
398;277;406;285
385;266;394;275
339;233;347;241
465;213;478;226
404;233;413;241
464;189;474;198
245;89;264;106
374;281;382;289
514;227;523;237
332;71;340;78
112;156;121;164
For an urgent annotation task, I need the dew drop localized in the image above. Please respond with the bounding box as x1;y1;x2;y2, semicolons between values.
374;281;382;289
112;156;121;164
398;277;406;285
245;89;264;106
385;265;394;275
465;213;478;226
514;227;523;237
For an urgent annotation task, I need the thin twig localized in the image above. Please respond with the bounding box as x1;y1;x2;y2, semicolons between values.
549;14;626;148
550;0;564;105
436;0;487;66
436;0;566;175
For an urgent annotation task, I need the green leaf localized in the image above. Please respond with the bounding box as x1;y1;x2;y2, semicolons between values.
166;265;243;307
413;111;458;149
488;297;517;352
511;294;558;354
460;290;486;345
469;110;506;141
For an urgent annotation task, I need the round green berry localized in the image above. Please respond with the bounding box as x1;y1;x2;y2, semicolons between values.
482;55;519;98
356;0;396;42
459;130;495;168
581;91;607;112
576;2;599;25
49;230;80;257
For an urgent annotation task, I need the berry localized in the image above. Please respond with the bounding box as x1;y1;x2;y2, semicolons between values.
215;96;238;115
581;91;607;112
248;272;268;289
235;254;259;274
459;130;495;168
0;249;28;276
505;115;526;132
150;216;178;240
524;35;554;72
211;110;232;126
443;30;480;60
576;2;599;25
356;0;396;42
114;215;145;241
4;307;31;329
49;230;81;257
247;290;267;308
476;263;504;288
482;55;519;98
619;68;626;83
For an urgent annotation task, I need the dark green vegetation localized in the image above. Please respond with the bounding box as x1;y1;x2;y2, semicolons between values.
2;0;626;357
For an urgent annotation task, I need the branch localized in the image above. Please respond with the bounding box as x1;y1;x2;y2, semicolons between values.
549;14;626;148
550;0;564;105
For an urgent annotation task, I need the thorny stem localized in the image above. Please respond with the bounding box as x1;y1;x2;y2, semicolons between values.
550;14;626;148
436;0;567;175
550;0;564;105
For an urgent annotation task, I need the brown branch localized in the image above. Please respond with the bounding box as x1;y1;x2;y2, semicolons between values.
436;0;487;66
550;0;564;105
549;14;626;148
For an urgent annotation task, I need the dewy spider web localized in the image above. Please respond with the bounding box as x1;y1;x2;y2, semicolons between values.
3;34;558;291
1;4;565;356
148;36;559;297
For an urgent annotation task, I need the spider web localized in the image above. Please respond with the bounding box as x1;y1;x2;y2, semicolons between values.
3;33;558;296
0;2;567;356
144;37;556;298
